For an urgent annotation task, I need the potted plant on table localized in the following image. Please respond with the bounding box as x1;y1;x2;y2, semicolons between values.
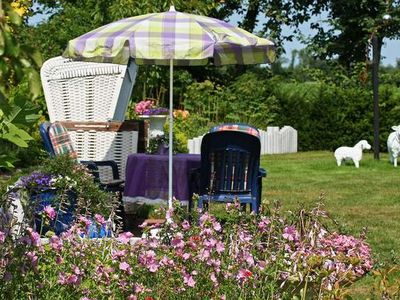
135;99;169;140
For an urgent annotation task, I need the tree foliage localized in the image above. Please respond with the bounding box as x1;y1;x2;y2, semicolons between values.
0;0;42;170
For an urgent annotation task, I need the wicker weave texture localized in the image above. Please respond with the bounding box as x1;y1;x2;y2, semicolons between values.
41;56;137;122
69;130;138;181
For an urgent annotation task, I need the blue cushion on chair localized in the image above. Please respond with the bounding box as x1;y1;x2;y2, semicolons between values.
39;122;55;155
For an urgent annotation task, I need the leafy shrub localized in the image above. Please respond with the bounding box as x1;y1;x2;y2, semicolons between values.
0;201;373;299
2;154;119;236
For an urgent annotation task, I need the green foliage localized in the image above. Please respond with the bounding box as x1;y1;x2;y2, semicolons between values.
0;2;42;170
39;155;117;217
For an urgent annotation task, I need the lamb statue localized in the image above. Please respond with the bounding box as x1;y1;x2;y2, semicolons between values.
334;140;371;168
387;125;400;167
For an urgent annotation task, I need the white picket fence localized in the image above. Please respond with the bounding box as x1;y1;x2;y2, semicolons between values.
187;126;298;155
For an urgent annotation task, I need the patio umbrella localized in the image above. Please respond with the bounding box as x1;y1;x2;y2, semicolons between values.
63;6;275;208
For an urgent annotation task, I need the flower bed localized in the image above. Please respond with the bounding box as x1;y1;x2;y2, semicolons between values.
0;201;373;299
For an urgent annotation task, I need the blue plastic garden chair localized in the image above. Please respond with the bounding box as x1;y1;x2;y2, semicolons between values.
190;123;266;213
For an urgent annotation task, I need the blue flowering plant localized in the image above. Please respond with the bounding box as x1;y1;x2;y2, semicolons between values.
4;154;118;235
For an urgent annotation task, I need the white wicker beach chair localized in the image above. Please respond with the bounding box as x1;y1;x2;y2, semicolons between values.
41;57;144;180
41;56;138;122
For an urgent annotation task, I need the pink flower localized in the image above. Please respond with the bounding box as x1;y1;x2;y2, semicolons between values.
216;241;225;254
117;232;133;244
27;228;41;247
0;230;6;243
94;214;106;225
183;273;196;287
171;233;185;249
127;295;137;300
282;226;299;242
50;236;63;251
44;205;56;220
182;219;190;230
66;274;79;285
134;283;144;293
26;251;38;267
55;254;63;264
139;250;159;272
237;268;253;281
119;261;132;275
166;208;173;220
78;216;92;227
73;265;82;275
112;249;127;259
57;272;66;285
210;272;217;283
182;253;191;261
213;221;221;232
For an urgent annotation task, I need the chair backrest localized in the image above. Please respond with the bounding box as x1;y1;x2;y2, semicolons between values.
40;122;78;159
199;124;261;196
41;56;138;122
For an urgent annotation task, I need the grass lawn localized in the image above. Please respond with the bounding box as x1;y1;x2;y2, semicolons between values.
260;151;400;297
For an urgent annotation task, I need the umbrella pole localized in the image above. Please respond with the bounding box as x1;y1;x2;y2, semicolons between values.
168;59;174;209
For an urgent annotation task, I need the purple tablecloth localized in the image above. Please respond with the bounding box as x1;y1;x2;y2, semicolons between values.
124;153;201;202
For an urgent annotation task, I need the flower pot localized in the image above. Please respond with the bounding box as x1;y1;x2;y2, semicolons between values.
139;114;168;139
30;189;77;235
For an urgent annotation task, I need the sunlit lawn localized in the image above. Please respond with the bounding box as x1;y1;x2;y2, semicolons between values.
260;151;400;297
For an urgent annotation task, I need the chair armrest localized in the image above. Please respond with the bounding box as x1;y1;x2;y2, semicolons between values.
81;160;121;181
92;160;120;180
258;168;267;178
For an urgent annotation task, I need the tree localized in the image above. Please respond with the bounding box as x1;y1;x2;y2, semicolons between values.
0;0;42;169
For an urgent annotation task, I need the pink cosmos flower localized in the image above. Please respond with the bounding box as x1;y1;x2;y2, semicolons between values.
117;232;133;244
127;295;137;300
44;205;56;220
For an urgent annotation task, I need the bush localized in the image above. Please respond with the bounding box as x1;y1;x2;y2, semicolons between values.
0;201;373;299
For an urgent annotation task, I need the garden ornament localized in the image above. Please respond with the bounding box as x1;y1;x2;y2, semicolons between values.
387;125;400;167
334;140;371;168
63;6;275;208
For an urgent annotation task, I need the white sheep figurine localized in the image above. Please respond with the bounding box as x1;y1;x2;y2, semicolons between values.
387;125;400;167
334;140;371;168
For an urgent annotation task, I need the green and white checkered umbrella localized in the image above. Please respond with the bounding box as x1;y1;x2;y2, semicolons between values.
63;6;275;208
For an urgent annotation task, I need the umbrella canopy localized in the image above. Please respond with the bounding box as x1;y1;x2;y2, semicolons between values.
63;6;275;208
64;7;275;66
